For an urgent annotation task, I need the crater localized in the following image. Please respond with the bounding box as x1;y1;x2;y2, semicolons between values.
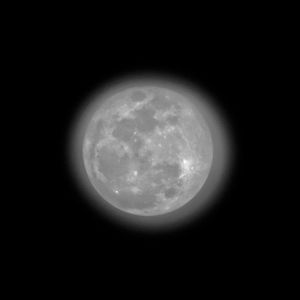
152;161;181;184
95;144;130;182
150;94;172;111
112;118;136;141
134;106;160;133
131;89;146;102
164;187;178;199
166;115;180;126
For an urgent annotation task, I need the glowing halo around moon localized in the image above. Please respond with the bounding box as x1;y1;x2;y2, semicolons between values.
66;73;236;233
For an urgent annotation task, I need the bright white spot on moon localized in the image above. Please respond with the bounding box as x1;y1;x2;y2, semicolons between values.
67;73;236;233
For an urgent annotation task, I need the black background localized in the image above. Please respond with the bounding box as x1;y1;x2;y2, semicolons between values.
12;10;281;286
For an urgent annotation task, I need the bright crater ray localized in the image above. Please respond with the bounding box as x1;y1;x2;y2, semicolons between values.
83;87;213;216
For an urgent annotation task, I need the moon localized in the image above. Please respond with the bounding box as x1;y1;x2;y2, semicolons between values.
83;86;213;216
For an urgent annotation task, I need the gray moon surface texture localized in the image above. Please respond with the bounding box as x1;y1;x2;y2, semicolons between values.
82;86;213;216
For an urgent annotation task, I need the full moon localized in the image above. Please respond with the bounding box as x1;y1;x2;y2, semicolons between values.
82;86;213;216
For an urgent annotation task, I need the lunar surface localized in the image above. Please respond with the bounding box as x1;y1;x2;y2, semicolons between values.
83;87;213;216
